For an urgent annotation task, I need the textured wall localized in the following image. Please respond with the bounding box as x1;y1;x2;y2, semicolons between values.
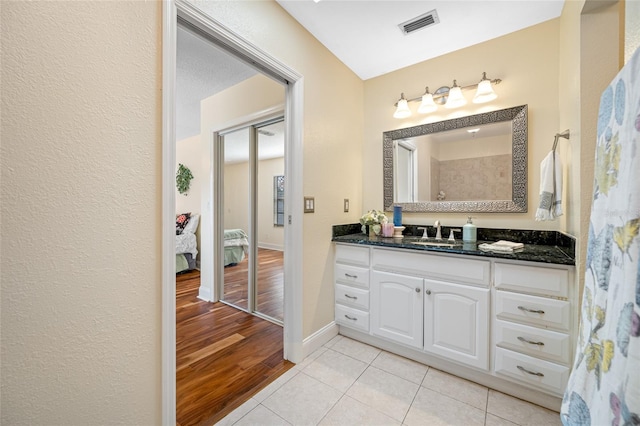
1;1;161;424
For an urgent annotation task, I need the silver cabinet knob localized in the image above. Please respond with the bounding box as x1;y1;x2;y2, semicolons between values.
415;287;421;293
425;289;431;295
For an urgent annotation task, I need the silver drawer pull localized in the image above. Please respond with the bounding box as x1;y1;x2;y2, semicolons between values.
425;289;431;295
517;365;544;377
344;273;358;279
344;314;358;321
517;306;545;314
345;294;358;300
517;336;545;346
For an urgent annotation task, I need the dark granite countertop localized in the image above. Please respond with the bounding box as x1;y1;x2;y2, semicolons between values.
332;224;575;266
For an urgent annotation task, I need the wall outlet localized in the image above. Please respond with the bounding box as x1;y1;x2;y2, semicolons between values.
344;199;349;212
304;196;315;213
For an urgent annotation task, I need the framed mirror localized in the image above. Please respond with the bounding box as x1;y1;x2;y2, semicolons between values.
383;105;527;213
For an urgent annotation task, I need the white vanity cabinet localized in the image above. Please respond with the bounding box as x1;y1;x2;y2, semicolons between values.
369;247;491;369
334;244;370;332
370;271;424;348
493;261;573;396
424;278;490;370
333;241;575;409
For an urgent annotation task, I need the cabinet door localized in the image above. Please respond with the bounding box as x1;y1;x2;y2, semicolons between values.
371;271;423;349
424;279;490;370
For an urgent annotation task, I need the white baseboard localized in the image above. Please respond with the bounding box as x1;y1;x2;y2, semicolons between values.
258;242;284;251
197;285;212;302
301;321;339;360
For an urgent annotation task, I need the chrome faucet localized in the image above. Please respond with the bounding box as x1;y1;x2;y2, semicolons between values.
434;220;442;240
417;227;428;239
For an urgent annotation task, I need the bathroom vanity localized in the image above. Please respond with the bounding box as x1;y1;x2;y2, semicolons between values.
332;225;575;411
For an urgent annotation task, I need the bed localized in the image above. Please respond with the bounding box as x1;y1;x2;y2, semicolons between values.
224;228;249;267
176;213;199;273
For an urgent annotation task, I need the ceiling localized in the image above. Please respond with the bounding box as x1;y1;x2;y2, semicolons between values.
176;26;256;141
275;0;565;80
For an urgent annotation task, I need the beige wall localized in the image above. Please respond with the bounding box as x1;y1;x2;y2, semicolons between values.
1;1;161;424
224;161;250;232
191;1;365;337
364;19;561;232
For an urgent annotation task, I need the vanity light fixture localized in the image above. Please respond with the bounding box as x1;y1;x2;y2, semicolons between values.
393;72;502;118
393;93;412;118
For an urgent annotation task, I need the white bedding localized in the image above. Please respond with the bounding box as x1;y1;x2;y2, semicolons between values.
176;232;198;259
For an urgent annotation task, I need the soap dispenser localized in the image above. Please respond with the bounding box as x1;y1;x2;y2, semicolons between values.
463;217;477;243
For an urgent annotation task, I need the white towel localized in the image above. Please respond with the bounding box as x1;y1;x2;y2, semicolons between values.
478;240;524;253
535;150;563;221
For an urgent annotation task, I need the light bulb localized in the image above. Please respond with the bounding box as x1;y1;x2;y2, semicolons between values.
445;80;466;109
393;94;411;118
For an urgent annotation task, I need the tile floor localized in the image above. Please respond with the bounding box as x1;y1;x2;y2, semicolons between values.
217;335;562;426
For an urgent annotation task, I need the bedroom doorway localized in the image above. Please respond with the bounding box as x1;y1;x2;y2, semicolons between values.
219;118;285;324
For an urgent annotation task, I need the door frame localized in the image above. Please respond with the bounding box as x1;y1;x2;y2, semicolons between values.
162;1;304;424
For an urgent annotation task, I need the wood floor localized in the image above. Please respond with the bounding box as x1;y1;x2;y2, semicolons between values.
176;268;293;426
222;248;284;322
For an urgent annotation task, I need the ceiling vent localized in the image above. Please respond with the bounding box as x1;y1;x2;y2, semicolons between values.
398;10;440;35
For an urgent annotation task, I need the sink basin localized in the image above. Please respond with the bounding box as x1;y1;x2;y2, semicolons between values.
411;241;456;248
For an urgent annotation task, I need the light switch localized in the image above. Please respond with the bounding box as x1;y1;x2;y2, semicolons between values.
344;199;349;212
304;196;315;213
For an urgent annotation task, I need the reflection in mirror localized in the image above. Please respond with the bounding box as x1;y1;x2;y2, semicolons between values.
383;105;527;213
394;121;512;203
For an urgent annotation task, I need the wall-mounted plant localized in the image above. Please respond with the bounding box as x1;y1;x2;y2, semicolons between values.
176;163;194;195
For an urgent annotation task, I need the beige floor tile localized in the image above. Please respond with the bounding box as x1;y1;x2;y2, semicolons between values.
421;368;488;410
297;346;328;370
263;372;342;425
319;395;401;426
232;404;291;426
252;367;299;403
215;398;259;426
485;413;519;426
303;348;368;392
330;335;381;364
404;387;486;426
487;390;561;426
346;366;420;422
371;351;429;384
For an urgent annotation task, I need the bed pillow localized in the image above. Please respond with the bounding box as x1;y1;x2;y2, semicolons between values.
176;212;191;235
182;213;199;234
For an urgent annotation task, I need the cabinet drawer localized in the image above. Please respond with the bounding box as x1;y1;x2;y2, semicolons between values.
335;283;369;311
495;290;570;331
494;319;571;364
495;347;569;396
335;264;370;289
495;263;570;298
336;304;369;332
371;248;490;287
336;244;369;267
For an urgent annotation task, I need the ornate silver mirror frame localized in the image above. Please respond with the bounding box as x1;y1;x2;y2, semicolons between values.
383;104;528;213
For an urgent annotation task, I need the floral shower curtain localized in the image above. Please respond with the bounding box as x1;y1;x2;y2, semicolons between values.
561;48;640;425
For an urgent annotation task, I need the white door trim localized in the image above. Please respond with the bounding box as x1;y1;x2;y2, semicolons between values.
162;1;305;425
